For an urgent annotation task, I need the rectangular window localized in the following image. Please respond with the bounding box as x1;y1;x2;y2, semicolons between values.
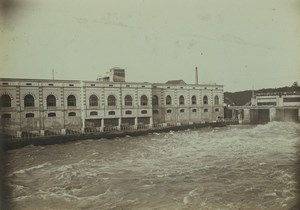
257;102;276;106
25;113;34;118
2;83;8;85
125;110;132;115
68;112;76;116
48;84;54;86
91;84;95;86
204;109;208;112
69;84;74;86
26;83;32;86
108;111;115;115
283;97;300;102
48;113;56;117
1;114;11;119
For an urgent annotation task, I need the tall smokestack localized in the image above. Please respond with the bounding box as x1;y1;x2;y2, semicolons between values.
195;67;199;85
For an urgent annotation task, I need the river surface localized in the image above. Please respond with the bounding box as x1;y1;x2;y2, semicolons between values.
5;122;300;210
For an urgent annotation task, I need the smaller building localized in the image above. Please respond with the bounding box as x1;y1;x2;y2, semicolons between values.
229;92;300;123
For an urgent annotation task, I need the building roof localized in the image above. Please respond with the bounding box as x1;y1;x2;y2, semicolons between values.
165;80;186;84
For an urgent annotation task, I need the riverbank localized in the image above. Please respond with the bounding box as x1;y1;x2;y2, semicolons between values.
1;121;238;150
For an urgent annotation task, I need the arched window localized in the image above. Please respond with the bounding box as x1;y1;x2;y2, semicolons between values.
179;95;185;105
89;95;98;107
67;95;76;107
125;110;132;115
191;95;196;105
204;109;208;112
124;95;132;106
152;95;158;106
140;95;148;106
25;113;34;118
153;110;159;114
24;94;35;107
214;95;219;105
90;111;98;116
167;109;172;113
180;109;185;113
48;113;56;117
141;110;147;114
1;114;11;119
192;109;197;112
166;95;172;105
108;95;116;106
215;108;219;112
0;94;11;107
47;95;56;107
108;111;115;115
203;95;208;105
68;112;76;116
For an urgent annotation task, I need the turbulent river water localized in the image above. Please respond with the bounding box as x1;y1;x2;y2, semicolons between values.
4;122;300;210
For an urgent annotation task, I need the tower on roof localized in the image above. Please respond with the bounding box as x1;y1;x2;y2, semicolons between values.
110;67;125;82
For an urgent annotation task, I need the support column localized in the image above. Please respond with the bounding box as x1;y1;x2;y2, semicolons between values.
117;118;121;130
243;108;250;124
61;129;66;135
17;131;22;138
100;118;104;132
298;108;300;122
269;108;276;122
149;117;153;128
237;111;242;124
134;117;138;129
40;130;45;136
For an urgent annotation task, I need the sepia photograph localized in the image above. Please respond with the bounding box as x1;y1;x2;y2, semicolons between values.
1;0;300;209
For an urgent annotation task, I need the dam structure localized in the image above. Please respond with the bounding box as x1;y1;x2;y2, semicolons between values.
0;68;224;139
227;92;300;124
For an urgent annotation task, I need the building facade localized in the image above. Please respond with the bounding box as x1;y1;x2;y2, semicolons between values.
0;71;224;137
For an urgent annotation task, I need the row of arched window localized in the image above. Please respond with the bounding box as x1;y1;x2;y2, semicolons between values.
164;95;219;105
0;94;77;108
0;94;220;108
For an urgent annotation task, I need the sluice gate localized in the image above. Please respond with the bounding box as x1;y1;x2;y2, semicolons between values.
228;106;300;124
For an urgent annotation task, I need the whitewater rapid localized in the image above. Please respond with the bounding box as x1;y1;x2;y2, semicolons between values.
5;122;300;209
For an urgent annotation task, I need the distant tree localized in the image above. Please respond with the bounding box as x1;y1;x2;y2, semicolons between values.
292;81;299;87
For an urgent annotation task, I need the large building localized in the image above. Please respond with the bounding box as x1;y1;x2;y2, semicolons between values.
0;68;224;137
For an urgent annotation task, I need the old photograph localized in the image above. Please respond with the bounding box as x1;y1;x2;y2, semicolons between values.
1;0;300;209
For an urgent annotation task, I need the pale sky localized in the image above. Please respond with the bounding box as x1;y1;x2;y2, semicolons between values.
1;0;299;91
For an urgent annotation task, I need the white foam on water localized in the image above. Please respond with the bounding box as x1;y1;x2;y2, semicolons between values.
6;122;300;209
9;162;52;176
13;195;32;202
